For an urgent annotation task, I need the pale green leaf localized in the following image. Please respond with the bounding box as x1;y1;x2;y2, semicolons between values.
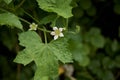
14;31;72;80
0;12;23;29
14;50;34;66
14;31;44;65
50;38;73;63
4;0;12;4
36;0;73;18
34;48;58;80
18;31;43;48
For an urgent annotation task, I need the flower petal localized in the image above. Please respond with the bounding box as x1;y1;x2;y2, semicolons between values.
53;27;58;30
59;28;63;32
29;24;32;28
34;28;37;30
50;32;55;35
29;28;32;30
59;33;64;37
35;25;38;27
29;23;38;31
54;35;58;40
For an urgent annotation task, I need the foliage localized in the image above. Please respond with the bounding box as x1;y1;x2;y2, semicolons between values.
0;0;120;80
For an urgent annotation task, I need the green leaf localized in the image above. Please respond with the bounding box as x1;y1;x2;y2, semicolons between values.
102;71;115;80
55;17;66;27
18;31;43;48
102;57;116;69
85;28;105;48
91;35;105;48
115;55;120;67
86;6;96;16
14;31;58;79
34;50;58;80
79;17;90;24
80;0;92;10
72;44;90;66
36;0;73;18
0;12;23;29
14;31;72;80
4;0;12;4
88;60;102;74
111;40;119;52
14;31;44;66
114;4;120;14
50;38;73;63
69;35;90;66
14;50;34;66
76;54;90;67
40;14;57;24
72;7;84;18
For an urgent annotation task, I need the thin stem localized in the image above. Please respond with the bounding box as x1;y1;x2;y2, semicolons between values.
65;18;68;30
43;27;47;44
15;40;21;80
19;17;31;24
0;8;9;12
16;64;21;80
52;15;60;27
15;0;25;10
38;27;51;33
19;17;51;33
23;10;40;24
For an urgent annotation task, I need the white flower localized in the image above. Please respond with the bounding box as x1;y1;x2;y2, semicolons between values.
50;27;65;40
29;23;38;31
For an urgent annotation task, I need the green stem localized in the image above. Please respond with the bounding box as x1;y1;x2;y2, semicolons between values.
15;0;25;10
65;18;68;30
38;27;51;33
23;10;40;24
19;17;31;24
0;8;9;12
16;64;21;80
43;27;47;44
52;15;60;26
19;17;51;33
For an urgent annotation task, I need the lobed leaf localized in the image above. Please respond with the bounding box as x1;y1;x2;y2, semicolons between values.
4;0;12;4
14;31;72;80
36;0;73;18
50;38;73;63
0;12;23;29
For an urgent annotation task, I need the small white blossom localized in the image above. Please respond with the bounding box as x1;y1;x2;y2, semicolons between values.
29;23;38;31
50;27;65;40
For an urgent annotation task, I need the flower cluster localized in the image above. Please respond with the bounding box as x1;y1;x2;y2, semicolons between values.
51;27;65;40
29;23;65;40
